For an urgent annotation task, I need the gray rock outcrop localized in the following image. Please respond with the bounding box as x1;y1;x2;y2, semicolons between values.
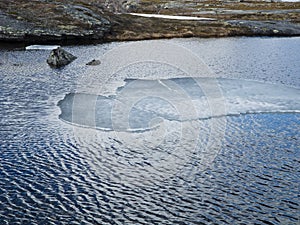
0;1;111;43
228;20;300;36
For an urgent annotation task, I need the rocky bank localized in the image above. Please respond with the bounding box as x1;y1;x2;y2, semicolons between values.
0;0;299;44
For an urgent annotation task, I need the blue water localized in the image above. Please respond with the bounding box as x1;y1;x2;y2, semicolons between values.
0;37;299;224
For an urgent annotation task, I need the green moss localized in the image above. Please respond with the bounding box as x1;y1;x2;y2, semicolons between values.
8;11;18;15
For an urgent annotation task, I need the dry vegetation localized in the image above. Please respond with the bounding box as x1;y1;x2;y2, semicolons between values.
132;0;300;22
107;0;300;41
0;0;299;43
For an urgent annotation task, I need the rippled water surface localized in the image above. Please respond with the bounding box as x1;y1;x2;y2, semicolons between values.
0;37;299;224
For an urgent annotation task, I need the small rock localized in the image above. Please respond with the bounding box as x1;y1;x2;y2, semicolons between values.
47;47;77;68
86;59;101;66
123;0;138;12
12;63;22;66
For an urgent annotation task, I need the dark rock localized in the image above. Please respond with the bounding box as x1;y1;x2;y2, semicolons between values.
86;59;101;66
47;47;77;68
12;63;22;66
122;0;139;12
228;20;300;36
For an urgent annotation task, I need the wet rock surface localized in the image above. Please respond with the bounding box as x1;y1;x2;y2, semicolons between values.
0;0;299;43
47;47;77;68
86;59;101;66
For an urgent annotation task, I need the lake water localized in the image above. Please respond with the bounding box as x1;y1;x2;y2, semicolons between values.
0;37;299;224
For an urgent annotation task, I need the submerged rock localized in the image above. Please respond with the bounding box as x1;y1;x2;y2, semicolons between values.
47;47;77;68
86;59;101;66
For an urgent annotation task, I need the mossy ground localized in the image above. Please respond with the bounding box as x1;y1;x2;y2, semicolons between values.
107;0;300;41
134;0;300;22
0;0;299;43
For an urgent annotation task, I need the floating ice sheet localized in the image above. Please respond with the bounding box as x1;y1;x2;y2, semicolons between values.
58;78;300;132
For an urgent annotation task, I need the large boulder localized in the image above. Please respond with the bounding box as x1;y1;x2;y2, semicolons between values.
47;47;77;68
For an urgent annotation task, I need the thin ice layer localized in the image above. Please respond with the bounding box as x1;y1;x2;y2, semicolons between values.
58;78;300;131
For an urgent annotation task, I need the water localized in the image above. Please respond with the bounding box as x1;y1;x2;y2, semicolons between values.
0;37;299;224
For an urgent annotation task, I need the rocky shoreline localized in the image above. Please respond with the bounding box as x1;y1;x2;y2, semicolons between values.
0;0;299;44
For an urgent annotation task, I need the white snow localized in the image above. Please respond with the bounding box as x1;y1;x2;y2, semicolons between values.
129;13;216;21
25;45;60;50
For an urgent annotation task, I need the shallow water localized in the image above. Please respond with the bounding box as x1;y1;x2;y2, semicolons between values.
0;37;299;224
